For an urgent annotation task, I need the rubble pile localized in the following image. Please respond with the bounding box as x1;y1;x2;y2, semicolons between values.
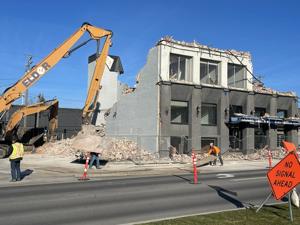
171;154;192;163
222;147;287;161
253;81;296;97
36;125;157;161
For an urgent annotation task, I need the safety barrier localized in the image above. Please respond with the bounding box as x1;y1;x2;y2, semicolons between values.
192;152;198;184
79;156;90;181
267;148;272;169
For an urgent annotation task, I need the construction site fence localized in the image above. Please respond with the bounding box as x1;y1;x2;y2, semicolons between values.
109;134;291;156
55;128;81;140
53;131;292;158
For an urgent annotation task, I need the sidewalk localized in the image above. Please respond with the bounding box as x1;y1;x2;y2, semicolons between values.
0;154;277;187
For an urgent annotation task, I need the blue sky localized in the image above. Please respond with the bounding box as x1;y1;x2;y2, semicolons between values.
0;0;299;108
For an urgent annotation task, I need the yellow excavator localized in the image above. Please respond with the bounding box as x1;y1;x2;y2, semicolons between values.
0;23;112;157
0;99;58;158
4;99;58;140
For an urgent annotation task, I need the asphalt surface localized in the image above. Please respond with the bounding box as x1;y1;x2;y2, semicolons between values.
0;169;281;225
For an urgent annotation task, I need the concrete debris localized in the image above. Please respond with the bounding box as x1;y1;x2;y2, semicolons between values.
253;81;296;97
36;124;293;163
121;83;135;95
36;125;157;161
157;36;251;59
168;145;292;164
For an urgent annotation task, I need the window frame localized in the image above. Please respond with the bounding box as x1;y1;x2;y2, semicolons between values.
201;137;218;149
201;103;217;126
227;63;247;89
200;58;220;85
169;53;192;82
277;109;288;119
170;100;189;125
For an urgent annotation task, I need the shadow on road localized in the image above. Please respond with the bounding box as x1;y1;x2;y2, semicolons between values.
208;185;244;208
173;174;192;183
21;169;33;180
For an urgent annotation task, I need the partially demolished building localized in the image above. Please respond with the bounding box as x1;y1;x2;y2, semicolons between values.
90;38;299;156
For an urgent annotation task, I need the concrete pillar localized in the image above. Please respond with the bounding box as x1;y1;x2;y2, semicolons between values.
193;54;200;84
159;45;171;81
159;82;171;156
243;92;255;154
220;60;228;87
218;89;230;152
267;95;277;149
287;97;298;147
190;85;202;151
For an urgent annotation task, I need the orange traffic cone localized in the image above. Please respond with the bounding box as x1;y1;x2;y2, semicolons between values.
79;156;90;181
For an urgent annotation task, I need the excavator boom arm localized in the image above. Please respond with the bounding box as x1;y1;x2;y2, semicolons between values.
5;99;59;134
82;34;111;121
0;24;112;117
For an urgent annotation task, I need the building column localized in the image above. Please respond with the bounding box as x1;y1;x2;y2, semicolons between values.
287;97;298;147
218;89;230;152
159;82;171;157
243;92;255;154
267;94;277;150
190;85;202;151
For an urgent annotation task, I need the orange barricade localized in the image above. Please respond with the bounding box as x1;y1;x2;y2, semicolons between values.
79;156;90;181
192;152;198;184
268;148;272;169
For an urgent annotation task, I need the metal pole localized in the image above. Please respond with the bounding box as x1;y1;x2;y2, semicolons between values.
288;191;293;222
256;192;273;213
23;55;33;129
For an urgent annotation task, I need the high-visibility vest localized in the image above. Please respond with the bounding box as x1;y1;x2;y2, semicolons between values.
208;146;221;155
9;142;24;160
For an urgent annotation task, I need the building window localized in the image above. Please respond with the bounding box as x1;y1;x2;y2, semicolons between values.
229;105;243;116
201;137;217;149
171;101;189;124
254;128;267;149
255;107;266;117
277;133;286;147
201;103;217;126
200;59;219;85
277;128;286;147
277;109;287;119
170;136;189;154
169;54;191;81
228;63;246;89
229;128;243;150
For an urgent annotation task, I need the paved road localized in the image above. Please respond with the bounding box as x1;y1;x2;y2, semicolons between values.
0;169;281;225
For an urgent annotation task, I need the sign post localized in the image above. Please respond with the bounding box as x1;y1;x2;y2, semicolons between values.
288;192;293;222
267;152;300;200
257;150;300;221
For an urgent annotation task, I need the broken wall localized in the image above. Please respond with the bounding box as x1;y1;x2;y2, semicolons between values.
88;56;121;125
105;47;160;153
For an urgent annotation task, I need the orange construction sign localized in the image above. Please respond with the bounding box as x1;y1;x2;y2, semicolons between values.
282;141;297;153
267;152;300;200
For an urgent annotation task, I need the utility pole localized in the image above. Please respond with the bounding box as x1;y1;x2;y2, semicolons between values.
23;55;33;129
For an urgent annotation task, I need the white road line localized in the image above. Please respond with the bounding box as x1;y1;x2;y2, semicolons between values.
216;173;235;179
232;176;266;182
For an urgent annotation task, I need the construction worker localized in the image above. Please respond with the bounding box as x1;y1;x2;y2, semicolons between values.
89;152;101;169
208;143;223;166
7;138;24;182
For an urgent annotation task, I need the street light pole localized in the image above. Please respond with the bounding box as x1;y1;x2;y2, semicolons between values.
23;55;33;129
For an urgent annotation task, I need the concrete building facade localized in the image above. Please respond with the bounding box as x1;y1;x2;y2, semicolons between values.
94;38;299;156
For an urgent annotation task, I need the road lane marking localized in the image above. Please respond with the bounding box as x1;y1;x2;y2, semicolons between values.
216;174;235;179
232;176;266;182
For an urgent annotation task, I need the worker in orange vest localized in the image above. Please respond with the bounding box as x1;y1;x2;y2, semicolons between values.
208;143;223;166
